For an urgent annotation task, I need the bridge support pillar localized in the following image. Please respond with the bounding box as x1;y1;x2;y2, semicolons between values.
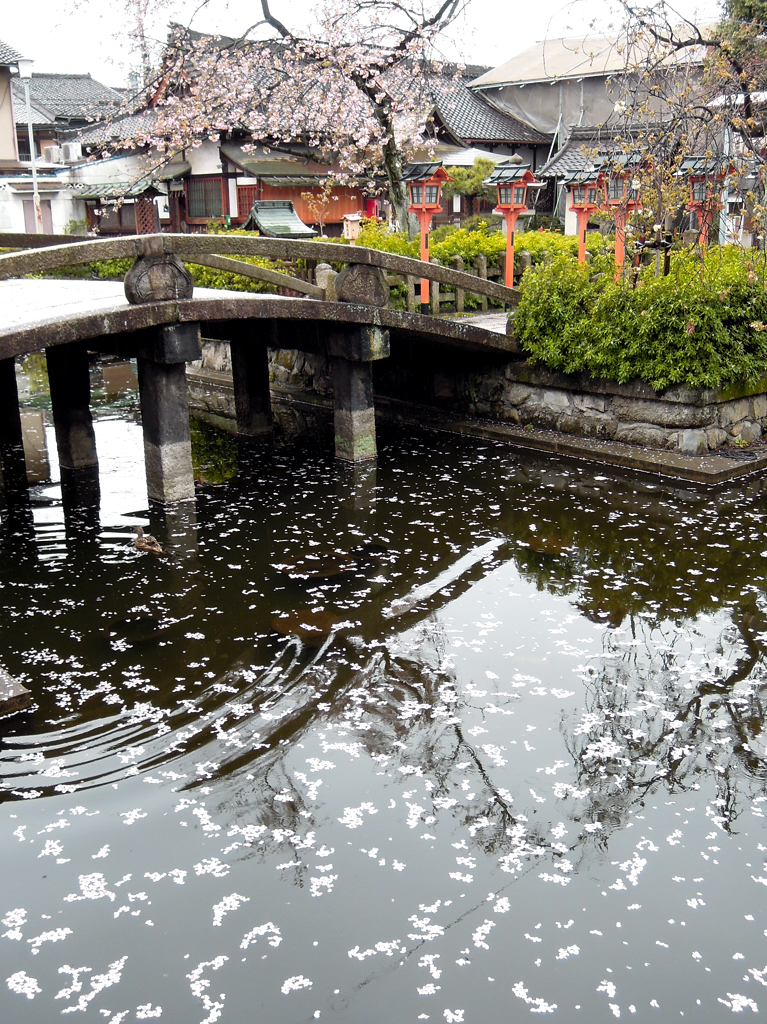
136;323;200;503
46;343;101;509
0;357;28;494
327;325;388;463
331;357;377;462
230;340;272;435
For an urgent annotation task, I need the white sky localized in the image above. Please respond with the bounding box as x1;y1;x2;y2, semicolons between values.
3;0;721;88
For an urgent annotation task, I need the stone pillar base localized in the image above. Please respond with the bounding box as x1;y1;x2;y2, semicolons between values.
137;358;195;503
0;357;27;494
331;357;377;462
46;344;100;473
231;339;273;435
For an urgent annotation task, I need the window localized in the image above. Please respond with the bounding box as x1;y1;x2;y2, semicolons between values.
410;184;423;204
608;177;623;201
513;186;525;205
425;184;439;204
186;177;224;219
237;185;259;219
692;181;708;203
587;187;597;205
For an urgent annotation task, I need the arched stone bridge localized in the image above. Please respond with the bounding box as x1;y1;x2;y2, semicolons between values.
0;233;517;504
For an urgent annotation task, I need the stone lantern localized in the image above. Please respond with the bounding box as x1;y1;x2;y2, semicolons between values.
404;162;452;313
484;164;545;286
564;169;602;264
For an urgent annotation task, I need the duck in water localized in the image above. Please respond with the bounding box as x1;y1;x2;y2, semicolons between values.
131;526;165;556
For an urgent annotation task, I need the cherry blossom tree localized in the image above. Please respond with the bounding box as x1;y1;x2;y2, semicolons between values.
113;0;471;229
598;1;767;234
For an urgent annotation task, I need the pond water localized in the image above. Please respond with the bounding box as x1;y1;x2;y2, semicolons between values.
2;361;767;1022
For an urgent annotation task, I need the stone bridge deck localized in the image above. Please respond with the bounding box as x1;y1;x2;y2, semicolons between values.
0;279;513;360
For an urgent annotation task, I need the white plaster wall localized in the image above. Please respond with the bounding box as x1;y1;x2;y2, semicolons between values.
70;153;148;184
187;140;222;175
0;188;25;231
564;205;578;236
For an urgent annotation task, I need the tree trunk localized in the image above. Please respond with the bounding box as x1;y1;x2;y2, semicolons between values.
382;138;409;233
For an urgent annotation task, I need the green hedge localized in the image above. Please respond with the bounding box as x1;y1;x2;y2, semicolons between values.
514;247;767;391
342;221;607;270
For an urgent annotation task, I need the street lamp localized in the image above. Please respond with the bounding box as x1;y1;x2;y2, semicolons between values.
597;154;642;278
484;164;544;287
564;169;602;264
682;157;730;250
404;162;452;314
16;57;43;235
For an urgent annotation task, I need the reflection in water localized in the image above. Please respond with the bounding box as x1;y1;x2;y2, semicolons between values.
1;375;767;1021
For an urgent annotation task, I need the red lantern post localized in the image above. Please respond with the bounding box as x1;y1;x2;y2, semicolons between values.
599;157;642;279
404;163;452;314
682;158;730;250
565;170;602;264
484;165;545;287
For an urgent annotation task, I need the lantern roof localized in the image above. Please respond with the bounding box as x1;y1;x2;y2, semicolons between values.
594;151;643;173
483;163;538;186
562;168;602;186
679;155;732;178
403;162;452;183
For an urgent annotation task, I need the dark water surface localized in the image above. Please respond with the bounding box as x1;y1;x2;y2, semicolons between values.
2;367;767;1021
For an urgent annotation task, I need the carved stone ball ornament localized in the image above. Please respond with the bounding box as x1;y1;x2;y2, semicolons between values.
334;263;390;307
124;254;194;305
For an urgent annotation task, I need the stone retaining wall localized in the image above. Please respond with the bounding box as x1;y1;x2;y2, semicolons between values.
194;338;767;455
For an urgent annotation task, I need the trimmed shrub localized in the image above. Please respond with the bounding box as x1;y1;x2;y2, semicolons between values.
514;247;767;391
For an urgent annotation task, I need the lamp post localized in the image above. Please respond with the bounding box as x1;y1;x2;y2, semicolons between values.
565;170;602;264
599;156;642;279
16;58;43;235
404;163;452;314
484;164;544;287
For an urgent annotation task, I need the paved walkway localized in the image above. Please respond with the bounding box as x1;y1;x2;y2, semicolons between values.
445;311;508;334
0;279;243;332
0;280;511;336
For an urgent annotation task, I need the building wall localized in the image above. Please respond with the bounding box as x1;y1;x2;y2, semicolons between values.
0;68;20;163
258;183;363;225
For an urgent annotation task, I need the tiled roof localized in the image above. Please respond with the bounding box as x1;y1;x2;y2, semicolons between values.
73;111;159;146
11;74;124;126
538;137;603;177
431;77;550;145
0;40;23;66
11;88;55;127
70;181;164;199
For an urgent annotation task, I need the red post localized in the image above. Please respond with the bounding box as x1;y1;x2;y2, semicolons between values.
577;210;590;265
417;209;432;314
699;209;711;250
614;210;627;281
503;210;520;287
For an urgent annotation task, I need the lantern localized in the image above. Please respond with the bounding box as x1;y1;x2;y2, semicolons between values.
597;154;643;278
564;170;602;264
681;157;731;249
404;162;452;313
484;164;545;287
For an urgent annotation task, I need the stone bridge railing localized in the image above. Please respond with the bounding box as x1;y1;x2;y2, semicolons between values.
0;232;518;312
